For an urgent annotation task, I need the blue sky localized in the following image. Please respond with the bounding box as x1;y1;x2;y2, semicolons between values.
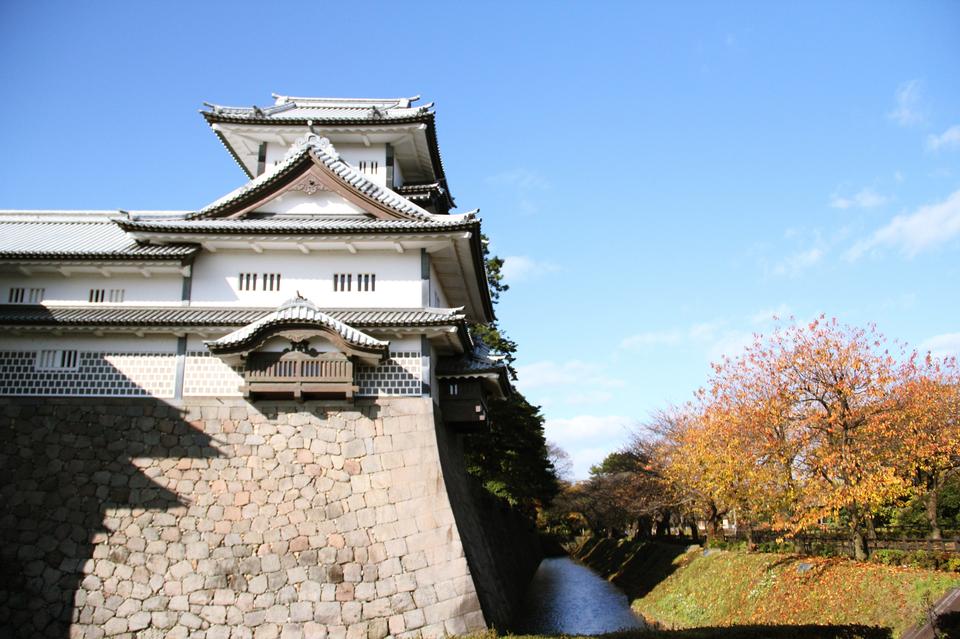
2;1;959;477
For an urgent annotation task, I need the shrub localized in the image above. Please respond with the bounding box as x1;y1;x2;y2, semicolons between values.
706;538;747;551
756;540;795;554
871;549;907;566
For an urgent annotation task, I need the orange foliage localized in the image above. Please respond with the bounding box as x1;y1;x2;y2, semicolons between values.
658;316;960;556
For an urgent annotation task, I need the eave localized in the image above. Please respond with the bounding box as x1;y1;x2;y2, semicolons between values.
202;110;450;200
0;305;473;352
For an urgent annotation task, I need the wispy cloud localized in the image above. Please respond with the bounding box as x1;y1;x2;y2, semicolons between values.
847;188;960;259
830;187;889;210
620;320;754;361
920;333;960;359
927;125;960;152
772;247;824;277
501;255;560;283
486;168;551;190
516;360;625;392
486;168;550;215
888;79;924;127
544;415;639;478
748;303;792;325
619;329;683;348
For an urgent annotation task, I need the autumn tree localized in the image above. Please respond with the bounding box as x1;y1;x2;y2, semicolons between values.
894;355;960;538
701;317;918;559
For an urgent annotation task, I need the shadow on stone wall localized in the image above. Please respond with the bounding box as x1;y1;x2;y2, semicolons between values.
432;411;542;631
0;397;219;639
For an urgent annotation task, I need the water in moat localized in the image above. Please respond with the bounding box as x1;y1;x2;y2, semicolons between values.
513;557;646;635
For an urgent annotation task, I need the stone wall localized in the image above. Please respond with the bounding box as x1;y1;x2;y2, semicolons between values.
432;414;542;630
0;397;488;639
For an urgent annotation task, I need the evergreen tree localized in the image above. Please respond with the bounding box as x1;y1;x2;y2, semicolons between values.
461;236;558;512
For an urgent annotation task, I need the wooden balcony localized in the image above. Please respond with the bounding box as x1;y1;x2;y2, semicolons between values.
241;351;358;400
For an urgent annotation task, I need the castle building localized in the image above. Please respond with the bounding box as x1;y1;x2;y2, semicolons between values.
0;96;532;639
0;94;507;416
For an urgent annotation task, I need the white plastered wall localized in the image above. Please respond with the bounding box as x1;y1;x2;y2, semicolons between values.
190;250;422;307
429;263;450;309
263;142;387;187
0;273;183;305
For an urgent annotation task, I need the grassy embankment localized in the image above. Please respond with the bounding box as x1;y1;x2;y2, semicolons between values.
571;537;960;638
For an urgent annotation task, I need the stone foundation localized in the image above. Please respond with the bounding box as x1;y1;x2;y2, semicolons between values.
0;397;489;639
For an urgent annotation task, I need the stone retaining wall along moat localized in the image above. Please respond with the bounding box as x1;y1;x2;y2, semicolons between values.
0;396;517;639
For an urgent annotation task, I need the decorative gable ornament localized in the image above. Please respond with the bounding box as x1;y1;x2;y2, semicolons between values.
284;134;338;162
289;173;328;195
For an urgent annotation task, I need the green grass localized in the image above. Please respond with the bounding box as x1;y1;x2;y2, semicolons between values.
620;545;958;637
481;627;891;639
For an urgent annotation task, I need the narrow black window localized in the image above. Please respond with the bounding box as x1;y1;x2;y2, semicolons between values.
7;288;25;303
256;142;268;176
334;274;375;292
89;289;105;303
386;145;395;186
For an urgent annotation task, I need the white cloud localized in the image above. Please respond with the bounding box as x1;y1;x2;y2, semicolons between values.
927;125;960;152
486;168;551;191
772;247;824;277
619;329;683;348
888;79;925;126
706;330;754;362
486;169;550;214
830;188;889;210
847;188;960;259
748;303;792;325
620;319;755;363
516;360;625;392
920;333;960;359
562;390;615;406
544;415;640;479
500;255;560;283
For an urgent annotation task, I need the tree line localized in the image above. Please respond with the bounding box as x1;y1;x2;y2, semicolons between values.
544;317;960;560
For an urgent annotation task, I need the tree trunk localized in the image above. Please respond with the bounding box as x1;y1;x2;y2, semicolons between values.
705;502;722;544
866;516;877;541
655;511;670;538
852;528;868;561
927;484;943;540
687;518;700;544
850;506;869;561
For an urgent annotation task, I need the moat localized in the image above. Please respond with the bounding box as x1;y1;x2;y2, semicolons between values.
514;557;646;635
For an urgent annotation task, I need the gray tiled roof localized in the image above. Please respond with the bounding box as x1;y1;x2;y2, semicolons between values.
201;95;431;123
0;215;198;260
0;305;466;329
437;342;512;397
188;135;459;224
206;296;387;353
117;216;476;235
437;342;508;376
201;94;451;204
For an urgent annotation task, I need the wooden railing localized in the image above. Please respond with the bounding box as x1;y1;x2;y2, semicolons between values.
723;528;960;556
242;351;357;399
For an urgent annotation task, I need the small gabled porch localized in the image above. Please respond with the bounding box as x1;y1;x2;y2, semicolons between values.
205;295;387;401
